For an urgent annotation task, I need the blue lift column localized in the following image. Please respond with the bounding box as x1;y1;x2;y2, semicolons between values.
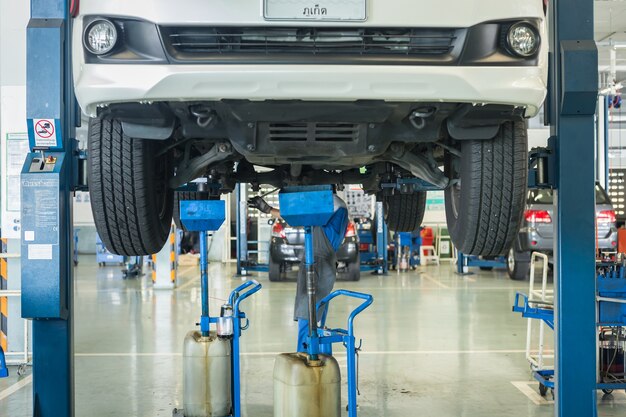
550;0;598;415
375;201;388;275
21;1;76;416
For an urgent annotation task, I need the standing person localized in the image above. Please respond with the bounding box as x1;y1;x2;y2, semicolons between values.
248;192;349;354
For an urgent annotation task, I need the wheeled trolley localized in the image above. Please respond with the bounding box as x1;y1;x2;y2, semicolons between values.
174;198;262;417
513;254;626;398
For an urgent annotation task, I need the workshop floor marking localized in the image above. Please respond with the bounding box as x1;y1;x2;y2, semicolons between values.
511;380;626;406
75;349;528;358
419;273;451;289
0;375;32;401
511;381;552;405
175;266;208;291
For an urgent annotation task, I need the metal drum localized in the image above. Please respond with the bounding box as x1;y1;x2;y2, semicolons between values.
183;331;232;417
273;353;341;417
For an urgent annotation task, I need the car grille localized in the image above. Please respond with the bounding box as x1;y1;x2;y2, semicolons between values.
263;122;360;142
159;26;464;64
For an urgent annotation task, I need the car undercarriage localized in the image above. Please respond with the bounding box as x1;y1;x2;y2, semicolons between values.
99;100;526;193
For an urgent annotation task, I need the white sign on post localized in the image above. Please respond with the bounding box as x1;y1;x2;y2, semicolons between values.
33;118;57;148
1;85;29;239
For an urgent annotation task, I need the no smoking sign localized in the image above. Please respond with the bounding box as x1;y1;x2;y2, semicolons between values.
32;119;59;147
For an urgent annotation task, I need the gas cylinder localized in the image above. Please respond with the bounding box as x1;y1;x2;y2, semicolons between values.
183;331;232;417
273;353;341;417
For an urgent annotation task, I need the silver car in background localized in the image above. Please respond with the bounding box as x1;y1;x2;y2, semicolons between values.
507;184;618;280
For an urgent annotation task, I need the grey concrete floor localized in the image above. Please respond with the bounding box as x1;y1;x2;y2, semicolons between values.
1;258;625;416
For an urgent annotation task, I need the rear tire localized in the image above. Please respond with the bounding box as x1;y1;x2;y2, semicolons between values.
347;254;361;281
507;244;531;281
445;121;528;256
269;260;283;282
88;118;174;256
384;192;427;232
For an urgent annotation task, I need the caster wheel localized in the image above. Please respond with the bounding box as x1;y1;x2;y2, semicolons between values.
539;383;548;397
602;389;613;395
17;364;27;376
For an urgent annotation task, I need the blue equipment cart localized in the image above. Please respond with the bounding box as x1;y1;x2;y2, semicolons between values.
512;292;556;396
513;259;626;397
316;290;374;416
175;199;262;417
394;231;422;270
279;186;374;417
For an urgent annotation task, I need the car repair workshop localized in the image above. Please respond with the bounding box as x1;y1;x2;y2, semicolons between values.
0;1;625;416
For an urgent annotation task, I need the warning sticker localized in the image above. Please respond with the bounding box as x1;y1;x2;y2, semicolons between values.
28;244;53;260
33;119;57;147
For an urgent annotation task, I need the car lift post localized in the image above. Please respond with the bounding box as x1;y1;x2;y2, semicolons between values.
22;1;76;416
550;0;599;416
236;184;249;276
375;201;388;275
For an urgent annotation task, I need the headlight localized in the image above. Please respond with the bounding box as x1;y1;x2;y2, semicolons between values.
84;19;118;55
506;22;540;57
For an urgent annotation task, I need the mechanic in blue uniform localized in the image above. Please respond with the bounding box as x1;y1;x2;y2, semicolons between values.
248;193;349;354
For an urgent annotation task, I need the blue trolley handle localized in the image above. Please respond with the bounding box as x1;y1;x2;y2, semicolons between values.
230;280;262;326
229;279;262;306
512;291;555;330
229;280;261;417
512;292;529;314
317;290;374;335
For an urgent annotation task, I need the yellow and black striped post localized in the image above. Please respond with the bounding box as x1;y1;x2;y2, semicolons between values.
152;226;177;289
1;238;8;351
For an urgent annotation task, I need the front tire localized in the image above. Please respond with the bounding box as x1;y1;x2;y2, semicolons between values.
88;118;174;256
384;192;427;232
445;121;528;256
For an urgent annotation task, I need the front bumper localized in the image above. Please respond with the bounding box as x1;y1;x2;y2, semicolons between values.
74;8;547;117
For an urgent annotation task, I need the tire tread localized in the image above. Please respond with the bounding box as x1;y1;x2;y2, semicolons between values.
446;121;528;256
88;118;173;256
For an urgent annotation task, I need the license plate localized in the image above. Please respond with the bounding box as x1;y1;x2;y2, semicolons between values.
264;0;367;21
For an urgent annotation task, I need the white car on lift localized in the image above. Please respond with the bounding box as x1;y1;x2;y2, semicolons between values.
73;0;548;256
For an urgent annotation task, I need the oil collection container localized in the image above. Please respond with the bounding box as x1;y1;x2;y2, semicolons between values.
273;353;341;417
183;331;232;417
